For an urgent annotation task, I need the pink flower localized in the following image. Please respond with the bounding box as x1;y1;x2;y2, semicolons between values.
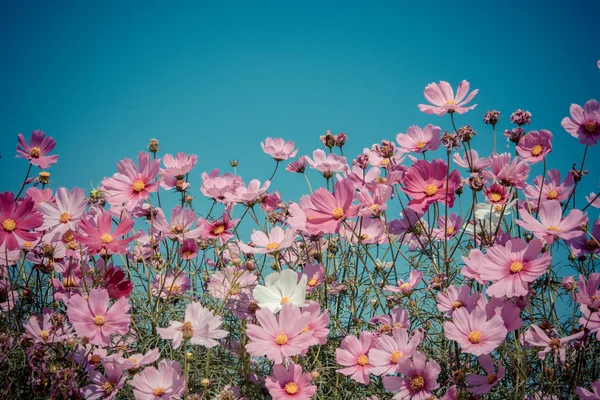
402;159;461;214
484;297;523;332
580;305;600;340
24;312;71;344
384;270;423;295
261;137;298;161
0;192;43;251
431;213;462;241
37;187;87;236
305;179;359;235
237;226;297;254
83;358;127;400
119;348;160;372
480;238;551;298
436;285;480;316
200;168;244;202
154;206;203;241
465;355;505;395
484;183;509;205
444;307;507;356
265;364;317;400
245;303;313;363
180;238;198;260
302;264;325;290
453;149;489;173
341;217;385;244
336;331;376;384
157;302;227;349
369;307;410;332
16;130;58;169
516;129;553;164
524;169;574;203
576;379;600;399
396;124;441;153
523;324;584;365
484;153;531;189
286;156;308;173
516;201;587;245
132;359;185;400
25;187;54;207
382;352;440;399
561;99;600;146
207;266;257;300
575;273;600;309
66;288;131;346
306;149;348;177
101;152;160;212
198;212;238;244
224;179;270;205
356;185;391;217
152;270;191;299
461;248;486;284
103;265;133;299
369;329;421;376
159;152;198;191
74;210;138;255
300;301;330;347
418;80;478;116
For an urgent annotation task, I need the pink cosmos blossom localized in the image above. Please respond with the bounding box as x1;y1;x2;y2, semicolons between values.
369;307;410;332
154;206;203;241
245;303;313;363
577;379;600;399
516;201;587;245
300;301;330;347
562;276;576;291
444;307;507;356
369;329;421;376
484;183;509;205
200;168;244;202
306;149;349;176
120;348;160;372
336;331;376;385
24;313;70;344
261;137;298;161
16;130;59;169
484;153;531;189
431;213;462;241
436;285;480;316
37;187;87;237
466;355;505;395
356;185;391;217
159;152;198;191
286;195;313;233
25;187;54;207
523;324;584;365
305;179;359;235
480;238;551;298
382;352;440;399
286;155;308;173
587;192;600;209
198;212;238;244
101;152;160;212
0;192;43;251
561;99;600;146
516;130;553;164
484;296;523;332
207;266;257;300
418;80;478;116
384;270;423;295
224;179;270;204
83;358;127;400
341;217;385;245
74;210;138;255
157;302;227;349
152;270;191;299
180;238;198;260
102;265;132;299
237;226;296;254
453;149;489;172
66;288;131;346
265;364;317;400
396;124;441;153
131;359;185;400
302;264;325;290
402;159;461;214
524;169;574;203
388;208;427;250
580;305;600;340
575;273;600;309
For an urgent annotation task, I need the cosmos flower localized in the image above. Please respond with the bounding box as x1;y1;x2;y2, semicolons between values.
265;364;317;400
384;270;423;295
207;266;257;300
83;358;127;400
304;179;359;235
523;324;584;365
418;80;478;116
152;270;191;299
253;269;307;313
576;379;600;399
236;226;297;255
516;201;587;245
16;130;59;169
157;302;227;349
516;130;553;164
261;137;298;161
159;152;198;191
336;331;376;385
436;285;481;316
401;159;461;214
444;307;507;356
131;359;185;400
396;124;442;153
523;169;574;204
369;328;421;376
36;187;87;237
74;210;138;255
0;192;43;251
382;352;441;399
466;355;505;395
561;99;600;146
306;149;349;176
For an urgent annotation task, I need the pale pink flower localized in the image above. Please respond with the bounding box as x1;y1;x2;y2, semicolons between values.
576;379;600;399
453;149;489;172
37;187;87;236
576;273;600;309
396;124;441;153
208;266;257;300
516;129;553;164
369;307;410;332
444;307;507;355
200;168;244;202
431;213;462;241
523;324;584;365
83;358;127;400
580;305;600;340
369;329;421;376
66;288;131;346
237;226;296;255
306;149;349;176
586;192;600;209
466;355;505;395
305;179;359;235
402;159;461;214
436;285;480;316
25;187;54;207
336;331;376;384
516;201;587;245
286;195;313;233
152;270;191;299
341;217;385;245
561;99;600;146
524;169;574;203
224;179;270;204
418;80;478;116
461;248;486;284
154;206;203;242
24;313;70;344
300;301;330;347
384;270;423;295
132;359;185;400
356;185;391;217
120;348;160;372
261;137;298;161
159;152;198;191
286;155;308;173
302;264;325;291
484;296;523;332
484;153;531;189
157;302;227;349
382;352;441;399
16;130;59;169
265;364;316;400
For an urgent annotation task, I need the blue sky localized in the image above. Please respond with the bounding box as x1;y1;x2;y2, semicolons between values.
0;0;598;211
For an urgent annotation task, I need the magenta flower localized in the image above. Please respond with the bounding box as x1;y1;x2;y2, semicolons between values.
517;201;587;245
265;364;316;400
418;80;478;116
524;169;574;203
384;270;423;295
484;296;523;332
0;192;43;251
336;331;376;385
159;152;198;191
369;328;421;376
401;159;461;213
66;288;131;346
561;99;600;146
466;355;505;395
157;302;227;349
246;303;313;363
261;137;298;161
152;270;191;299
484;183;509;205
131;359;185;400
16;130;58;169
74;210;138;255
523;324;584;365
306;149;349;177
83;358;127;400
436;285;480;316
444;307;507;356
382;352;440;399
198;212;238;244
305;179;359;235
37;187;87;237
396;124;441;153
101;152;160;212
180;238;198;260
103;265;133;299
480;238;551;298
576;379;600;399
516;129;553;164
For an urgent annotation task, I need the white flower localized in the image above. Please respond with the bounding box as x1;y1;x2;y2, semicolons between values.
374;259;393;270
253;269;307;312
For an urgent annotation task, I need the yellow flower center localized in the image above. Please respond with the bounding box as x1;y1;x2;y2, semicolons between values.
212;225;225;235
132;180;145;192
393;322;404;329
275;332;288;345
301;325;311;334
183;250;194;258
490;193;502;202
284;382;299;395
452;301;463;309
59;212;70;223
332;207;344;220
424;184;438;197
230;286;239;295
181;321;194;339
280;296;290;305
585;121;597;133
390;351;403;363
103;381;115;393
494;204;503;212
266;242;280;251
549;338;561;350
63;231;75;242
375;177;387;184
39;330;50;341
510;262;524;273
29;147;41;158
128;357;138;364
531;144;543;156
487;373;497;384
90;354;102;364
547;225;559;231
400;283;412;291
547;189;558;200
380;158;390;166
153;387;165;396
2;219;16;232
93;315;105;326
468;331;482;344
100;233;113;244
23;241;34;249
446;226;455;236
356;354;369;366
370;204;379;212
410;375;425;390
63;277;77;288
168;284;181;294
308;277;319;287
68;240;77;250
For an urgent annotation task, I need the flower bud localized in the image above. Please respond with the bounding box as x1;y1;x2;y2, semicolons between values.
148;138;159;153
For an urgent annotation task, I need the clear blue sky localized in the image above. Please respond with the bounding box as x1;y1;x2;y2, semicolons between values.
1;0;598;209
